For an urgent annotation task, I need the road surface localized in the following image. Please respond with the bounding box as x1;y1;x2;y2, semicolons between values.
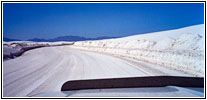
3;46;190;97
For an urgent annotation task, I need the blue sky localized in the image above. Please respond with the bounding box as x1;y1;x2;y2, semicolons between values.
3;3;204;40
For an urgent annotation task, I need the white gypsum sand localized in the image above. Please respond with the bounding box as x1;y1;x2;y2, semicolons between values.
3;41;73;60
3;46;190;97
3;24;204;97
72;24;204;77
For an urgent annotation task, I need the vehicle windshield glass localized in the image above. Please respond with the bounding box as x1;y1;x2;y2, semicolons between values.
3;2;204;97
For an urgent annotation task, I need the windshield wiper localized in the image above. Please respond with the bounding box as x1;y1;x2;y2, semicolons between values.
61;76;204;91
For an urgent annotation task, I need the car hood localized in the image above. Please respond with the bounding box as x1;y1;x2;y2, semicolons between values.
31;86;204;97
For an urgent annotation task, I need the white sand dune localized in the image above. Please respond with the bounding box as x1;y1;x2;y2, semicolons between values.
72;24;204;77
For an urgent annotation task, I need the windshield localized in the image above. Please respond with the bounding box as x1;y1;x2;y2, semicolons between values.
2;2;204;98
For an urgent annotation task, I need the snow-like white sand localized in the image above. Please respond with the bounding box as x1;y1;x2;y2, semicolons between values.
72;24;204;77
3;46;190;97
3;24;204;97
3;41;73;60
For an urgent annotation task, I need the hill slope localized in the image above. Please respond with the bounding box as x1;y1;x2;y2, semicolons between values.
72;24;204;77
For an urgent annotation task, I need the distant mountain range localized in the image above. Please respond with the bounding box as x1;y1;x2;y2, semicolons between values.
3;36;118;42
3;37;21;42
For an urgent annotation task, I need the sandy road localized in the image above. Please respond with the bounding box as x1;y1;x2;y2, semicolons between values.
3;46;189;97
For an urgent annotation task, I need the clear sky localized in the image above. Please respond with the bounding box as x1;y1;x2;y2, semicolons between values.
3;3;204;40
